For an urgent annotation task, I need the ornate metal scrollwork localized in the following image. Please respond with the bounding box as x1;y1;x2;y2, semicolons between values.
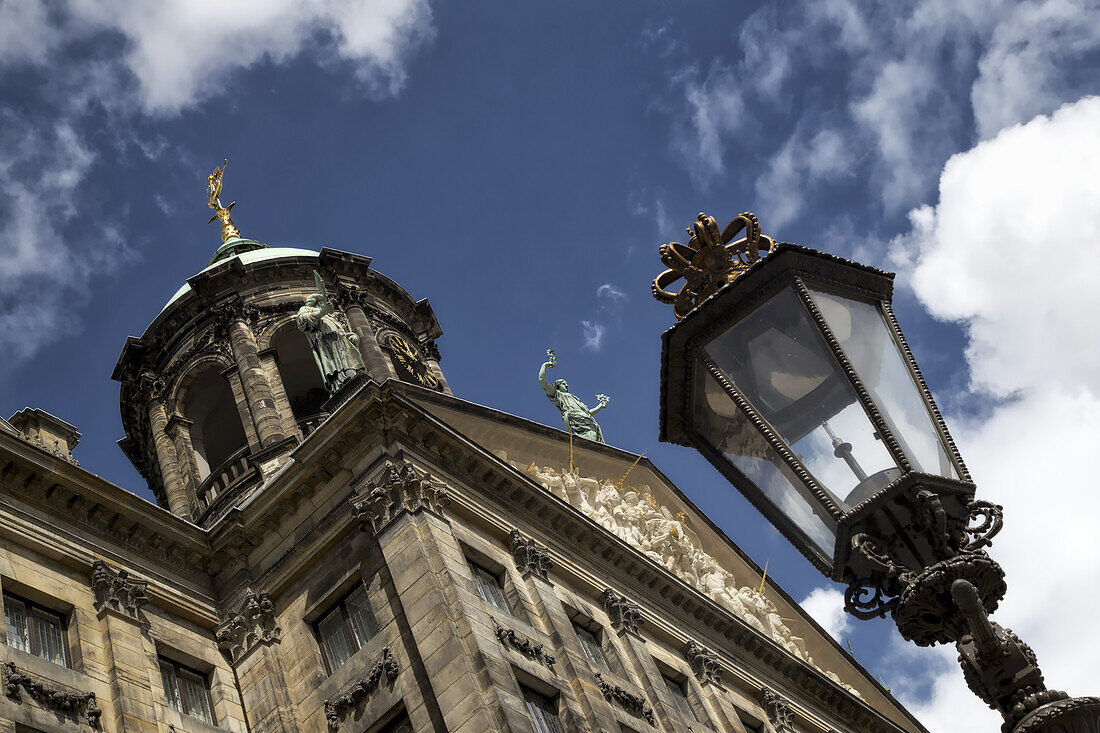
843;580;899;621
964;499;1004;551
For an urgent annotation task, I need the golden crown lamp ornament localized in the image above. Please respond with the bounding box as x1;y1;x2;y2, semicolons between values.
207;158;242;243
652;211;777;319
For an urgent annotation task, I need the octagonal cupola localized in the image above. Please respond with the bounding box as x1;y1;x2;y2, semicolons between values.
113;164;448;524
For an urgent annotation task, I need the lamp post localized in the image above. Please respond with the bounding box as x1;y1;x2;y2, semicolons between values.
654;211;1099;732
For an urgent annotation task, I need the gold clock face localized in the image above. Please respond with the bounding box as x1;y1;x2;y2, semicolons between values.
386;334;440;389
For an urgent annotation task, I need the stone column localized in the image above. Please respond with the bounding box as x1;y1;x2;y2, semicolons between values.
216;591;302;733
226;316;286;448
165;415;201;517
423;341;452;395
90;561;159;732
351;460;526;733
602;588;675;729
684;641;744;730
147;397;190;518
345;302;397;383
509;532;621;731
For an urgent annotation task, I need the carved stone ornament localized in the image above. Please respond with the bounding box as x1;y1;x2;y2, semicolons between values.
3;661;102;728
323;647;400;730
759;688;794;731
350;459;450;536
509;530;552;582
215;590;282;663
602;588;643;635
594;671;656;725
90;559;149;620
490;616;556;671
684;641;722;686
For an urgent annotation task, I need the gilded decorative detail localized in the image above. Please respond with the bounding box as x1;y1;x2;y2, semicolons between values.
90;559;149;620
351;459;450;535
207;158;242;243
652;211;777;319
509;530;552;581
216;590;282;663
323;647;400;730
385;333;440;389
3;661;102;728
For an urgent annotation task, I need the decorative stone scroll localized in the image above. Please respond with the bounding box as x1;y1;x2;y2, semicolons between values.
759;687;795;731
490;616;556;671
90;560;149;620
215;590;281;663
509;530;552;582
684;641;722;686
3;661;102;728
351;459;450;536
594;671;656;725
602;589;643;635
323;647;400;730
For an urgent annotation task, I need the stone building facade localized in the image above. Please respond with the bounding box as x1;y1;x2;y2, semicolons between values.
0;236;929;733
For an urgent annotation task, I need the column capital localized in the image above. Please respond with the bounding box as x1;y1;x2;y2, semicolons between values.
90;560;149;622
684;641;723;686
215;589;281;663
602;588;644;636
350;459;450;537
509;530;552;582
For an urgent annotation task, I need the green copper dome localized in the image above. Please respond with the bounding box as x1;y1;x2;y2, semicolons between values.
207;237;268;265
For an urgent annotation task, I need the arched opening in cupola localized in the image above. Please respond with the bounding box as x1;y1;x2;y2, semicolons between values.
272;322;329;434
182;366;248;480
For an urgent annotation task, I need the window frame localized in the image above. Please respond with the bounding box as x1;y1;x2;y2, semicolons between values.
158;656;216;724
469;560;511;615
572;622;608;670
521;684;565;733
3;591;70;668
662;672;697;722
313;583;380;674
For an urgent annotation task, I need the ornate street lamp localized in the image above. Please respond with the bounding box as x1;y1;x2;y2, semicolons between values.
654;211;1099;732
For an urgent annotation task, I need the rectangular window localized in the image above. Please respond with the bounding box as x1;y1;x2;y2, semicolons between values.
663;674;696;722
159;657;215;724
470;562;510;613
522;685;564;733
315;584;380;672
573;623;607;669
3;592;68;667
378;711;415;733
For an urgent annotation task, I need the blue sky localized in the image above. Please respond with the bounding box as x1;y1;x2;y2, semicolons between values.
2;2;1099;729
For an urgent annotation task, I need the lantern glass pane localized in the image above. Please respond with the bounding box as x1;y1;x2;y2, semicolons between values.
809;289;958;482
695;368;836;558
704;287;899;510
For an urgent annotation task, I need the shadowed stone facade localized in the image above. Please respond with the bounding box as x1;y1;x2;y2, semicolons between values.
0;242;929;733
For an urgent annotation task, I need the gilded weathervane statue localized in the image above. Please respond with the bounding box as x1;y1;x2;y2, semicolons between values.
539;349;610;443
296;271;365;394
207;158;242;243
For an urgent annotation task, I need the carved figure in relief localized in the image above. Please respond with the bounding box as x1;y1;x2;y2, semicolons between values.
539;349;610;442
297;271;365;394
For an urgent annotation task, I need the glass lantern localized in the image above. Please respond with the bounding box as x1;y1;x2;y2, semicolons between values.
661;244;970;576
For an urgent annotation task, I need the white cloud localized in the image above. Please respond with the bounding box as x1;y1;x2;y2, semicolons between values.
0;0;435;366
596;283;628;304
799;586;852;642
666;0;1100;216
580;320;606;351
888;96;1100;732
